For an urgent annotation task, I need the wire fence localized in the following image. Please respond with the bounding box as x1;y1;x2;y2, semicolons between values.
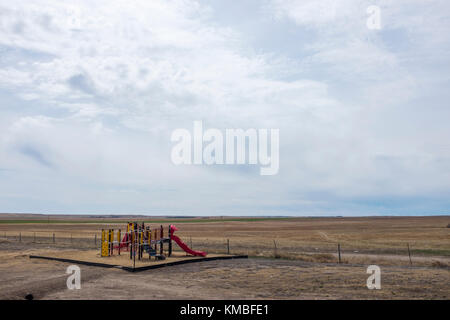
1;231;100;250
0;230;441;268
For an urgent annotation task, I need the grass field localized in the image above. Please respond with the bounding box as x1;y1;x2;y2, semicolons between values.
0;215;448;299
1;215;448;262
0;217;290;224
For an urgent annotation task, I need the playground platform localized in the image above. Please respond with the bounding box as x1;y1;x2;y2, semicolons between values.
29;250;248;272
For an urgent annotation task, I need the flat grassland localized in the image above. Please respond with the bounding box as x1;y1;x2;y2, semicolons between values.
0;215;448;299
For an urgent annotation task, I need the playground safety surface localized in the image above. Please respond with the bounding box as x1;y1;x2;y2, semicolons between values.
29;250;248;272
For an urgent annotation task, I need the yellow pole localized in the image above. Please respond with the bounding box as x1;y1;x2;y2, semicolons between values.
101;229;108;257
117;229;121;255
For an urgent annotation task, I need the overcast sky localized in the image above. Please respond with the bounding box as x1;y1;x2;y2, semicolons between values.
0;0;449;216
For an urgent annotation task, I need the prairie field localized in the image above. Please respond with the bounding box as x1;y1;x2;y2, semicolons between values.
0;215;448;299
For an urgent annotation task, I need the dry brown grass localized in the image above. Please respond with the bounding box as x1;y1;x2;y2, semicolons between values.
431;260;448;268
0;216;448;267
2;247;449;300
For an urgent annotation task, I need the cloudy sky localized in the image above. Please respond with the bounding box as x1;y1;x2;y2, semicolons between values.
0;0;449;216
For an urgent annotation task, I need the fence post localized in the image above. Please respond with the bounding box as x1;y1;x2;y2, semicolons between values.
19;232;21;242
53;233;55;243
338;243;341;264
227;239;230;254
407;243;412;265
273;239;278;257
190;237;193;249
34;232;36;243
95;234;97;246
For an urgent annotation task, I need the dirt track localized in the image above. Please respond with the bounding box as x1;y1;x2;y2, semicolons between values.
0;241;448;300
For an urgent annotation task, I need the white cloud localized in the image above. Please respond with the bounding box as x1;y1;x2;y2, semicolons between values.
0;0;449;215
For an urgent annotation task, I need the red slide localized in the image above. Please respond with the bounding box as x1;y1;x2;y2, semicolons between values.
170;225;207;257
113;233;129;249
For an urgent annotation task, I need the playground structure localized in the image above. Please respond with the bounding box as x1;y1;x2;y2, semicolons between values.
100;223;207;261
